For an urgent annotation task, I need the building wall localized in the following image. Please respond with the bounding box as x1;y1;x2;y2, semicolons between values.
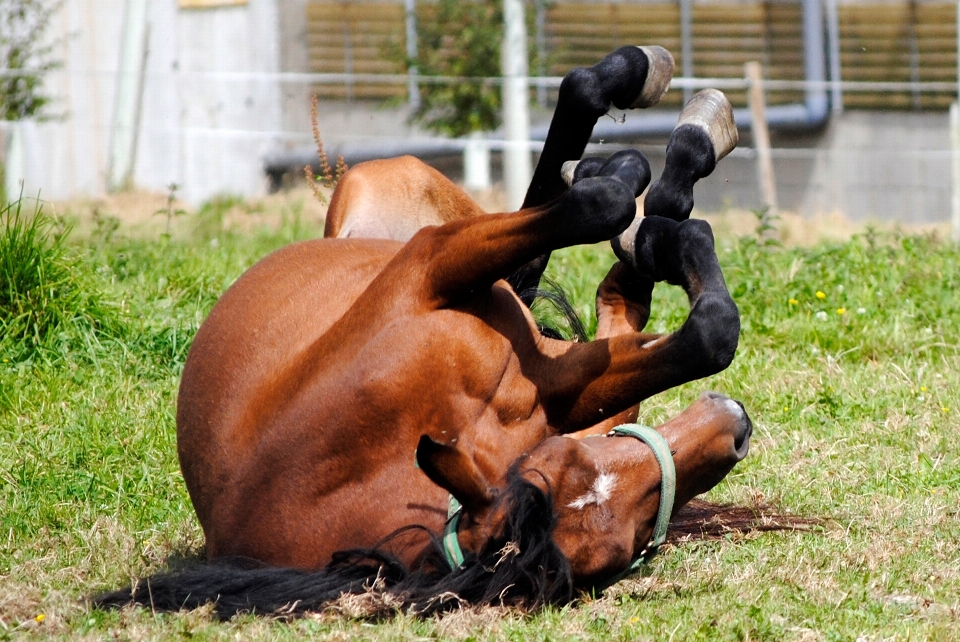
659;110;952;224
12;0;284;204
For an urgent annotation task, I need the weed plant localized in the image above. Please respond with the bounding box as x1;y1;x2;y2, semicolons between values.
0;204;958;640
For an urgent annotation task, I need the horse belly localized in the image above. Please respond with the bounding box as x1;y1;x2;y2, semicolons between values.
177;238;400;529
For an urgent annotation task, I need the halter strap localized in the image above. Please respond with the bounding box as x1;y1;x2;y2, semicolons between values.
440;424;677;575
443;495;465;570
610;423;677;571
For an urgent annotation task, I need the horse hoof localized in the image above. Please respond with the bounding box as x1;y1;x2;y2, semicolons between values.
560;151;650;197
630;46;675;109
676;89;738;162
561;160;579;187
611;215;642;267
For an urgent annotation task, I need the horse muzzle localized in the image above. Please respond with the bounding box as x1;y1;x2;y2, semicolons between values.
701;390;752;461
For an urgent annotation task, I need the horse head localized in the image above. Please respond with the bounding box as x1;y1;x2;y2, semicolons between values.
416;391;751;590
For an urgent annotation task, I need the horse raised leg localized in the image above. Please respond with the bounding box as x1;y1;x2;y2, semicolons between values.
539;214;739;432
509;45;674;299
323;47;673;307
642;88;738;222
394;151;651;307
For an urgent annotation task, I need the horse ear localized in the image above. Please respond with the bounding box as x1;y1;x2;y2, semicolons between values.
416;435;496;514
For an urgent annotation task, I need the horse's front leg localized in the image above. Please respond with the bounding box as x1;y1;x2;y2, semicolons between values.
393;152;651;308
543;215;739;432
640;89;738;222
508;45;674;299
569;262;656;437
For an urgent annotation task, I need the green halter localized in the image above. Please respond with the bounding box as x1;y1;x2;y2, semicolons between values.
442;495;466;569
441;424;677;575
609;424;677;572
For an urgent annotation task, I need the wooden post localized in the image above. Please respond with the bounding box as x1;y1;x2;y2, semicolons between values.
680;0;693;105
954;0;960;243
745;61;778;214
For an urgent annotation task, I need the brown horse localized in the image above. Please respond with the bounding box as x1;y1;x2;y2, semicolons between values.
97;46;749;617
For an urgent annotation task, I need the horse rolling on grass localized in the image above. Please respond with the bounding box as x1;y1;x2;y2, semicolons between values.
96;46;769;618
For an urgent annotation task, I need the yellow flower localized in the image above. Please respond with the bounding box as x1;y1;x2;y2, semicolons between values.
629;616;640;624
920;386;928;392
788;298;798;306
943;407;950;413
816;291;826;299
836;308;846;315
34;614;45;623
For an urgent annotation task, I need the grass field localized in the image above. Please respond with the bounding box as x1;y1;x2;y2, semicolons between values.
1;193;958;641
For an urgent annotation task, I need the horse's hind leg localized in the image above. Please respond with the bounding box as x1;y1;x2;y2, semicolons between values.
544;214;739;432
508;45;674;300
604;89;737;264
324;156;485;241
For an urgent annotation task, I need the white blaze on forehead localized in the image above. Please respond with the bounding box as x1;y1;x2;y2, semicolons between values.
723;398;744;419
568;472;618;510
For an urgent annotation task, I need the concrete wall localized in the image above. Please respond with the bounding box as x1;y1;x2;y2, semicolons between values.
281;102;954;225
8;0;284;204
687;111;951;224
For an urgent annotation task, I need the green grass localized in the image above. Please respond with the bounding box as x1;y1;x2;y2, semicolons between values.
1;201;958;640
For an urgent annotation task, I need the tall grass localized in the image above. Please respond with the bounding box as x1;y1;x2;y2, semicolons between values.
0;198;122;362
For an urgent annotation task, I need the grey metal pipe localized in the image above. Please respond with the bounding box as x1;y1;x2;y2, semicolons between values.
582;0;829;139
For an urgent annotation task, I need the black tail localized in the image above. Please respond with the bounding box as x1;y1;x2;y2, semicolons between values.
93;474;573;619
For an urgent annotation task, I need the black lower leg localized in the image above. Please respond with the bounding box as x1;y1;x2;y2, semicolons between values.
523;47;653;210
643;125;717;222
508;47;657;302
619;216;727;298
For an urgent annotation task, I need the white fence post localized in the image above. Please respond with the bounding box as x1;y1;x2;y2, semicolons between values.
404;0;419;110
108;0;149;192
501;0;532;211
4;122;24;202
464;132;491;191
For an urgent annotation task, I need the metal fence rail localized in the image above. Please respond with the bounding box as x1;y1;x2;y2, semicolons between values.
4;65;959;232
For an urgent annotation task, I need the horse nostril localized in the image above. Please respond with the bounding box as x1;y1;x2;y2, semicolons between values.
733;409;752;459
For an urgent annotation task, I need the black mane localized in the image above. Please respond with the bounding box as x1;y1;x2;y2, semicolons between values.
523;275;589;342
93;472;573;619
